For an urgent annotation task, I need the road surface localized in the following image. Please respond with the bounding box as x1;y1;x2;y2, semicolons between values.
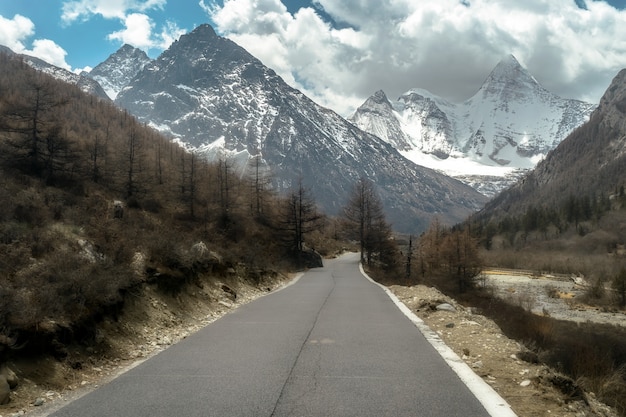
47;253;511;416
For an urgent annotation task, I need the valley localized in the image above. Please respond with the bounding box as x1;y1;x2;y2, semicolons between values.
1;15;626;417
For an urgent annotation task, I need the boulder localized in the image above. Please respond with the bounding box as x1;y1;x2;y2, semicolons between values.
190;242;222;272
113;200;124;219
0;376;10;405
0;364;17;389
221;284;237;300
436;303;456;312
298;248;323;269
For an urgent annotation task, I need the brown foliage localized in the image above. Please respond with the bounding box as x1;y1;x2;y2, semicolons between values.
413;221;483;293
0;51;345;358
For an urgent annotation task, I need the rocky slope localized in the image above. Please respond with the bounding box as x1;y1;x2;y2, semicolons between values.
350;56;596;196
0;46;110;100
113;24;486;233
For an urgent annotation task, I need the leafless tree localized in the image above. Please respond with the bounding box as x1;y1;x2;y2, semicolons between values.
342;177;394;265
279;178;322;254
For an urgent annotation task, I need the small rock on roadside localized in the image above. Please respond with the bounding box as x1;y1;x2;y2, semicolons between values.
436;303;456;312
0;366;18;389
0;377;10;405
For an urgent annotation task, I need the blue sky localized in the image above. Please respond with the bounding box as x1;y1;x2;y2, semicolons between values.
0;1;324;70
1;0;626;116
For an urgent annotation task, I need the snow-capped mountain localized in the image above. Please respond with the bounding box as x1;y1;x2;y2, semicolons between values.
478;67;626;222
88;44;152;100
113;24;486;233
0;46;110;100
350;55;596;196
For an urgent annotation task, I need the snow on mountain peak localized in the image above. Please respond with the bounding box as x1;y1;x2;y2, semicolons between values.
88;44;152;100
477;54;544;101
351;54;596;197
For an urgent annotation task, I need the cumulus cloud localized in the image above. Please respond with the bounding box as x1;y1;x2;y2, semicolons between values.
0;14;35;52
61;0;167;23
107;13;155;48
156;21;188;50
30;39;72;70
0;14;71;70
62;0;181;53
206;0;626;116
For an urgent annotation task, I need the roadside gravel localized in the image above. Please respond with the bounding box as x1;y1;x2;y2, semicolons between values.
389;283;619;417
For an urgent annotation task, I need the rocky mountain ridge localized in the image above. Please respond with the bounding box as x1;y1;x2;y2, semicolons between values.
109;24;487;233
0;46;110;100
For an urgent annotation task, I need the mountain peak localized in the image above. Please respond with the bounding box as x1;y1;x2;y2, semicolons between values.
473;54;550;105
88;44;152;100
500;54;522;68
118;44;138;53
173;24;218;49
484;54;537;88
352;53;596;197
598;68;626;110
368;90;390;105
189;23;217;38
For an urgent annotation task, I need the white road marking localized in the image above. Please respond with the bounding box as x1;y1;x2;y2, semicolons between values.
359;263;518;417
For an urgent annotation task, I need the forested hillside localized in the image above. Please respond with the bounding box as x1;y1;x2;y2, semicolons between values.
0;51;345;361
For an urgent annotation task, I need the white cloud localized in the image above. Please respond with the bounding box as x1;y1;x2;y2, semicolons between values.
0;14;35;52
61;0;183;53
74;66;93;74
106;13;185;51
61;0;167;23
0;14;72;70
107;13;155;49
157;21;188;50
30;39;71;70
107;13;187;51
207;0;626;116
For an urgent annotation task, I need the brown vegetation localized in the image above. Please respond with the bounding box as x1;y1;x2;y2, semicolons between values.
0;52;344;371
341;177;397;269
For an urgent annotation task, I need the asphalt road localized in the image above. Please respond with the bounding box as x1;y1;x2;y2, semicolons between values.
47;253;502;417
